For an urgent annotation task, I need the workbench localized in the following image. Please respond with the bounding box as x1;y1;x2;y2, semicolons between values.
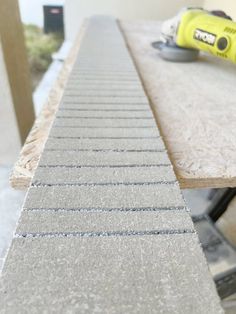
10;20;236;191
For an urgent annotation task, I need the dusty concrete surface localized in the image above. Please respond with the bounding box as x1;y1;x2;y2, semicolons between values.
0;234;222;314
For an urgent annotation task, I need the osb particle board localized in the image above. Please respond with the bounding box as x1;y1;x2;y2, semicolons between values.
10;22;87;190
120;20;236;189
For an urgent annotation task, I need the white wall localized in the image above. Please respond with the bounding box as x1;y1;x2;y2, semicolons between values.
19;0;64;27
19;0;44;27
18;1;236;41
204;0;236;20
64;0;204;41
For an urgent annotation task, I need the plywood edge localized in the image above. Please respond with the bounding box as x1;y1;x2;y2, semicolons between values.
179;177;236;189
10;21;87;190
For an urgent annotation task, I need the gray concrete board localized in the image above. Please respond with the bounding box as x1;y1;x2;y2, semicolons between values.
44;138;165;151
62;96;148;104
56;110;153;118
16;210;193;235
63;90;146;97
32;165;176;185
49;127;159;138
59;104;150;110
0;234;223;314
24;184;185;210
38;151;171;167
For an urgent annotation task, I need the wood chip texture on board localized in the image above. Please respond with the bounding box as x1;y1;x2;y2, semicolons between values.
120;20;236;189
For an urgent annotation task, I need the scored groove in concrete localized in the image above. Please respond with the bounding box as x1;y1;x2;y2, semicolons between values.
32;165;176;186
56;109;153;118
49;127;160;139
66;81;143;88
63;90;147;97
70;72;140;77
59;104;149;110
0;235;223;314
73;63;136;68
69;73;138;79
38;151;171;167
68;77;142;83
70;66;137;70
44;138;165;151
16;211;194;235
0;16;223;313
52;117;157;128
61;96;149;104
24;184;185;210
65;87;145;93
72;67;137;71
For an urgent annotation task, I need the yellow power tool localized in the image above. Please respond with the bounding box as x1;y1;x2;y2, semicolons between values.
153;7;236;63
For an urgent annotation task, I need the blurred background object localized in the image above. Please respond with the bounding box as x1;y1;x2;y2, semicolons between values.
63;0;204;41
205;0;236;20
43;4;64;34
24;24;63;89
